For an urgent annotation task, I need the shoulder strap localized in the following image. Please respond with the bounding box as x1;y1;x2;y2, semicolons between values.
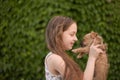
45;52;53;68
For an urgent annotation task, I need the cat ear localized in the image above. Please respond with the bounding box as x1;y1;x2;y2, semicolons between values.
90;31;98;39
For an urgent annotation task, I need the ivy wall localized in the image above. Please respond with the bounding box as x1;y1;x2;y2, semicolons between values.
0;0;120;80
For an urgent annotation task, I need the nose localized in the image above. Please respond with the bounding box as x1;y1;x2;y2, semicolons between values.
80;41;84;47
74;36;78;42
80;39;84;47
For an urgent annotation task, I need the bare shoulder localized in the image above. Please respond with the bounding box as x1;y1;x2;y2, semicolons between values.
47;53;65;65
46;53;65;76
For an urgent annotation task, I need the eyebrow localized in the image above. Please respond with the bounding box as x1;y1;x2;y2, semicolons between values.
71;31;76;34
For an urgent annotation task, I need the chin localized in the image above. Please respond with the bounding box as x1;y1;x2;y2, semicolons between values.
65;45;73;50
67;47;72;50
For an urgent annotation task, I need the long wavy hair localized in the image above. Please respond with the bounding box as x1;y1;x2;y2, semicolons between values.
45;16;83;80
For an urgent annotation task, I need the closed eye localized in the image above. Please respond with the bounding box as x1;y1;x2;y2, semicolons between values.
70;33;74;36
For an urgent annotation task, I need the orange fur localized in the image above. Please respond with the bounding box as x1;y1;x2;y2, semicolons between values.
72;31;109;80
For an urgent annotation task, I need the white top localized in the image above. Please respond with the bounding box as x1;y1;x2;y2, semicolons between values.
45;52;63;80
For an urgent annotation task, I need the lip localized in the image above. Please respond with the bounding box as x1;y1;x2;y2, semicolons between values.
71;42;74;46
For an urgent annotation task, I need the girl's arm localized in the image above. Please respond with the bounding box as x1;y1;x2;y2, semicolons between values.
84;57;96;80
83;42;103;80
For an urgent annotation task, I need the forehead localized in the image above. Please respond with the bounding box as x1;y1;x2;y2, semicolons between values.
66;23;77;32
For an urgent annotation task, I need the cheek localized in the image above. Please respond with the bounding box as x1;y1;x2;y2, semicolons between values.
62;33;69;44
63;37;73;50
62;37;69;47
63;37;69;45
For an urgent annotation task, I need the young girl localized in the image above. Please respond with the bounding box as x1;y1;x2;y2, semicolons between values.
45;16;103;80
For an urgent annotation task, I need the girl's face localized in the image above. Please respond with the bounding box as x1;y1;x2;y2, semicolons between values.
62;23;78;50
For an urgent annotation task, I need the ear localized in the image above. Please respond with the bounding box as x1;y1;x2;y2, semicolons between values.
104;43;108;50
90;31;98;39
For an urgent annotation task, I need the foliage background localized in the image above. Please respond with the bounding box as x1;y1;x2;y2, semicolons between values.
0;0;120;80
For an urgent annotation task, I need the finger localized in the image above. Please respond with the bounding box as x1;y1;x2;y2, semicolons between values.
94;44;102;48
97;48;105;54
91;39;96;46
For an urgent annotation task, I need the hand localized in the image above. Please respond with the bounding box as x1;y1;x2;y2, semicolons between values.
89;39;104;60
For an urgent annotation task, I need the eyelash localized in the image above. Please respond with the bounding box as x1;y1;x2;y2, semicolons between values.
70;34;74;36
